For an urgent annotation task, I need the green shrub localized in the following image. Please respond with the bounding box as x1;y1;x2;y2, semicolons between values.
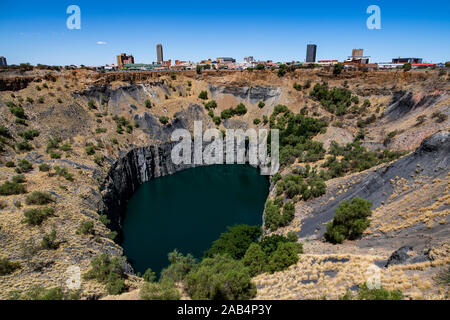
212;116;221;125
26;97;34;104
278;64;287;77
76;220;94;235
267;242;300;273
204;225;261;260
220;108;234;119
415;115;426;126
333;64;344;75
10;106;26;119
0;258;21;276
204;100;217;109
106;231;117;240
403;63;412;71
18;129;39;140
310;83;356;115
15;159;32;173
88;99;97;109
431;112;448;123
5;161;15;168
160;249;197;282
85;145;95;155
293;83;302;91
242;243;267;276
185;254;256;300
83;253;126;295
159;116;169;125
198;91;208;100
259;234;291;255
269;105;327;165
253;118;261;125
25;191;53;205
49;151;61;159
22;207;54;226
258;101;265;108
0;125;10;138
60;143;71;151
275;170;326;203
323;140;405;178
99;214;110;226
234;103;247;116
12;175;26;183
46;137;61;152
324;197;372;244
15;118;27;126
264;199;296;231
53;166;74;181
6;286;78;300
342;283;404;300
140;279;180;300
142;268;156;282
39;163;51;172
144;100;152;108
41;230;58;250
16;140;33;152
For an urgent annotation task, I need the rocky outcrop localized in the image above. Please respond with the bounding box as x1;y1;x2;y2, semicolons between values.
72;82;170;113
383;91;442;121
100;142;194;234
298;131;450;239
385;246;430;267
209;85;281;103
0;76;34;91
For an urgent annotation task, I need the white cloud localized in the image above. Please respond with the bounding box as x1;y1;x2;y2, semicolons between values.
96;41;107;45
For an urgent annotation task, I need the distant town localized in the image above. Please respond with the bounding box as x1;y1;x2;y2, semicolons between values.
1;43;449;71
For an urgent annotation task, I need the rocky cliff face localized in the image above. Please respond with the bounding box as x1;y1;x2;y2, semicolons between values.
298;130;450;240
209;85;282;103
100;142;195;233
100;137;259;236
0;76;35;91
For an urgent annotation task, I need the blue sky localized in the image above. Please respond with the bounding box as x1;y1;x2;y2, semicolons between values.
1;0;449;66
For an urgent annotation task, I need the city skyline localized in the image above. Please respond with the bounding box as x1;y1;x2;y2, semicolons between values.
1;0;449;66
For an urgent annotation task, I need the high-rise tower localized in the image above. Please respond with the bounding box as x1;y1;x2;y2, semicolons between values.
156;44;163;63
306;44;317;63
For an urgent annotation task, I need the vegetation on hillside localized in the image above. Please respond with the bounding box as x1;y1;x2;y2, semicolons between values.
324;197;373;244
269;104;328;166
310;82;359;116
83;253;127;295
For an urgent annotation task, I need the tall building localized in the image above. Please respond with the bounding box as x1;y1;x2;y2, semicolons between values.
244;56;254;63
156;44;163;63
0;56;7;67
352;49;364;58
306;44;317;63
116;53;134;68
348;49;370;64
